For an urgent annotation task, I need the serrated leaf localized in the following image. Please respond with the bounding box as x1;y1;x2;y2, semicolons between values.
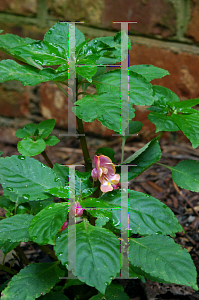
1;262;64;300
169;98;199;111
0;214;33;242
73;93;135;133
15;129;31;138
17;137;46;156
12;41;67;67
53;164;69;185
54;220;121;294
44;22;85;53
89;284;130;299
16;123;37;138
122;138;162;180
153;85;180;103
94;69;154;106
168;160;199;192
100;189;183;235
148;113;180;132
3;189;30;205
129;236;198;290
171;113;199;148
129;65;169;81
0;156;61;200
0;33;36;64
0;60;66;86
76;66;97;82
45;135;60;146
29;203;69;245
95;147;116;162
37;119;55;138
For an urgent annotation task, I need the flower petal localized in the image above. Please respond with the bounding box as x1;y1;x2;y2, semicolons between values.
91;168;98;181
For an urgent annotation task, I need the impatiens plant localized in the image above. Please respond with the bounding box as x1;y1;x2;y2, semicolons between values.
0;22;198;300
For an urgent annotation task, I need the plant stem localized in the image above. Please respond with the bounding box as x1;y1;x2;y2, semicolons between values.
0;264;17;275
15;245;30;266
156;131;165;140
41;151;53;168
38;245;58;260
76;117;92;172
121;137;126;164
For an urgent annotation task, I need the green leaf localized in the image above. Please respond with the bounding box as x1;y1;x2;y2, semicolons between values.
0;33;36;64
153;85;180;102
2;189;31;205
1;262;64;300
54;220;121;294
17;137;46;156
40;292;70;300
16;123;38;138
73;93;135;133
171;113;199;148
0;156;61;200
88;209;112;227
129;65;169;81
122;138;162;181
12;41;67;67
95;147;116;162
44;22;85;53
100;189;183;235
148;113;180;132
0;151;3;156
94;69;154;106
0;214;33;242
63;278;84;289
45;135;60;146
129;236;198;290
168;160;199;192
89;284;130;299
29;202;69;245
28;198;54;215
128;120;143;135
169;98;199;111
53;164;69;185
0;196;15;212
0;241;19;255
76;66;97;83
0;60;66;86
37;119;55;138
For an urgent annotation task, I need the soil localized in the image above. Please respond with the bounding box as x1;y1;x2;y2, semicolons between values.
0;128;199;300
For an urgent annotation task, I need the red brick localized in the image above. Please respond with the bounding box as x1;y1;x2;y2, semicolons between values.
102;0;176;38
186;0;199;43
0;82;29;117
129;44;199;99
0;0;37;16
47;0;104;25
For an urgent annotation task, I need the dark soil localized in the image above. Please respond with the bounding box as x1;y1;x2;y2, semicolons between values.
0;128;199;300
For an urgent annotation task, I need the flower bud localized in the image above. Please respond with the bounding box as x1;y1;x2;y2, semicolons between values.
69;201;83;217
60;220;68;232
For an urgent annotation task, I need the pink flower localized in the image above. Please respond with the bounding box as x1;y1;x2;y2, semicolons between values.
91;155;120;193
69;201;83;217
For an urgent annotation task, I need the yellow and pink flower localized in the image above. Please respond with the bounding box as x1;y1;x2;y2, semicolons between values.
91;155;120;193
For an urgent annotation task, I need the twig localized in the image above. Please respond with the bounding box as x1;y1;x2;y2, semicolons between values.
38;245;58;261
173;182;199;216
41;151;53;169
0;264;17;275
14;245;30;266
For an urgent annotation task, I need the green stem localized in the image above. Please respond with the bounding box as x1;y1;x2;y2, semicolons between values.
41;151;53;169
0;264;17;275
121;137;126;164
156;131;165;140
14;245;30;266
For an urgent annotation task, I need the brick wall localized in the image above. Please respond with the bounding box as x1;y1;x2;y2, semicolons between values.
0;0;198;137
